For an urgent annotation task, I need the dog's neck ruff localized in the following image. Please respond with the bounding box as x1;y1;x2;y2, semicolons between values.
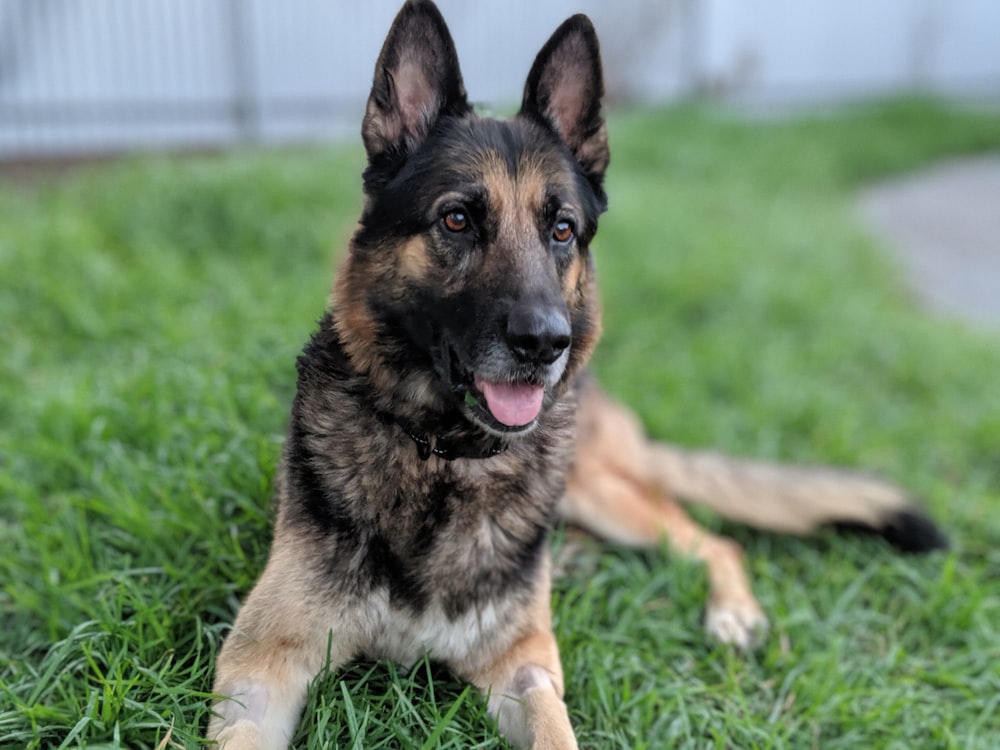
394;414;508;461
316;317;509;462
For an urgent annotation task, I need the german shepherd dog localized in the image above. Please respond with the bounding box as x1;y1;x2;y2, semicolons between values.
208;2;946;747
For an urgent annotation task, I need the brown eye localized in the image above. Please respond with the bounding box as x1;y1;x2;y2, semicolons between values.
443;211;468;233
553;220;574;244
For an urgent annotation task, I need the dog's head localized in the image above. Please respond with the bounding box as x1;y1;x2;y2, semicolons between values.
335;0;608;439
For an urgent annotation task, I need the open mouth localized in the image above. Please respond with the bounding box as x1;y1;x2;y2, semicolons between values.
464;374;546;434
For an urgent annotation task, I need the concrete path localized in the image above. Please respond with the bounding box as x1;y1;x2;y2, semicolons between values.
857;156;1000;329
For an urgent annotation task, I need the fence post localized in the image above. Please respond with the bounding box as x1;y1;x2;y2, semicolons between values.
678;0;704;97
227;0;260;144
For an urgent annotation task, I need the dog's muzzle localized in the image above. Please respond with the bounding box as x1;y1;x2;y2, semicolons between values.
467;299;572;430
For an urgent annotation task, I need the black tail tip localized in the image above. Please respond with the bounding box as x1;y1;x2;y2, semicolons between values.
833;509;949;554
880;509;949;553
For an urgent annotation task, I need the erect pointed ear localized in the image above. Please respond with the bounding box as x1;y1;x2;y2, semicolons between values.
519;15;609;188
362;0;471;166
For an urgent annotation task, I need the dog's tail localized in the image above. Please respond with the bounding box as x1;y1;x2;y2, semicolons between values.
647;442;948;552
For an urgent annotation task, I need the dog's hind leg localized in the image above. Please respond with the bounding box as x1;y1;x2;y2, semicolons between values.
563;381;768;650
208;541;358;749
464;560;579;750
563;466;768;650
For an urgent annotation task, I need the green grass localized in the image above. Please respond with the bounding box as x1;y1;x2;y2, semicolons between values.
2;98;999;748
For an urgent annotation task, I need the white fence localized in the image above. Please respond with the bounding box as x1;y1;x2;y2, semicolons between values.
0;0;997;158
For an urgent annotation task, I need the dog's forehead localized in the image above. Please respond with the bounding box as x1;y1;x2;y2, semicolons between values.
439;117;582;207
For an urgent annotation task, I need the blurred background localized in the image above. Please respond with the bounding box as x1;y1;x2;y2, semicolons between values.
1;0;998;161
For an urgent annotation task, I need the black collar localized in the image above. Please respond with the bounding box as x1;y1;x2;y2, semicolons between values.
393;413;508;461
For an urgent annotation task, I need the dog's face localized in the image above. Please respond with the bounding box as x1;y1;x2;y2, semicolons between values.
335;0;608;438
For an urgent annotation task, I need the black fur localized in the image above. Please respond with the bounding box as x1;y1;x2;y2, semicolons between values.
833;509;949;553
281;317;574;616
271;0;610;625
359;117;606;247
208;8;950;748
362;0;472;182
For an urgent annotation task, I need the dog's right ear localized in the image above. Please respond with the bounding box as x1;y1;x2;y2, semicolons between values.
362;0;470;168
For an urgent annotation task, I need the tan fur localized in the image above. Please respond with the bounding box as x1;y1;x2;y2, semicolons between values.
332;266;381;377
561;378;933;648
470;557;578;750
210;506;567;748
208;4;940;748
644;444;914;534
563;381;768;648
397;236;432;278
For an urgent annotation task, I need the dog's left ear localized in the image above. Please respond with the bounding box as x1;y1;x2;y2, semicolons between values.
362;0;471;168
520;15;609;190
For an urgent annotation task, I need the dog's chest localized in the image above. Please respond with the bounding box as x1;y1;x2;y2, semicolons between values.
354;478;548;667
365;585;511;668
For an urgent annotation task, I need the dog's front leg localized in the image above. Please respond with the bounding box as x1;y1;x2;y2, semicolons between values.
207;547;358;749
473;628;578;750
465;563;578;750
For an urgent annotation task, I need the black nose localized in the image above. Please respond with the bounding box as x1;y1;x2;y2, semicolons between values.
506;303;572;366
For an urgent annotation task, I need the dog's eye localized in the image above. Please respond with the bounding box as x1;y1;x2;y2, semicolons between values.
552;220;574;244
443;211;469;233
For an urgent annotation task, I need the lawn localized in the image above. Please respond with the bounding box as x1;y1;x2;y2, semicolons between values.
2;99;999;749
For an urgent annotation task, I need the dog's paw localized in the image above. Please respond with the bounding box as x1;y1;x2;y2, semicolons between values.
211;719;264;749
704;599;769;651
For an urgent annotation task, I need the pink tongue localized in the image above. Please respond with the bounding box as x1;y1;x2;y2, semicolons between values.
474;378;545;427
